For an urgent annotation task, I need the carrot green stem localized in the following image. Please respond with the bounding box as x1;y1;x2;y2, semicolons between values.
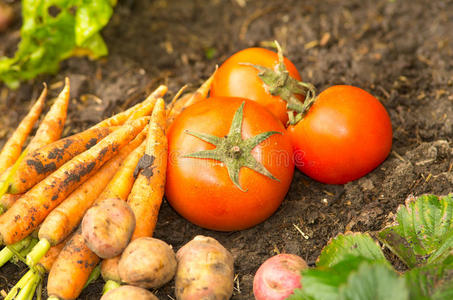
0;150;28;198
83;264;101;289
15;271;39;300
5;269;34;300
0;236;32;267
26;239;50;267
103;280;121;295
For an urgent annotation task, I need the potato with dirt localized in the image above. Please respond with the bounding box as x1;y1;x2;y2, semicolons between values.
81;198;136;259
253;253;308;300
118;237;177;288
175;235;234;300
100;285;159;300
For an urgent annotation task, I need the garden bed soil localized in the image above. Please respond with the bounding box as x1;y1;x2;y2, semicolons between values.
0;0;452;299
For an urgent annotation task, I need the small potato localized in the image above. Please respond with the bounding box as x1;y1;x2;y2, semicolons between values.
82;198;135;259
175;235;234;300
119;237;177;288
253;253;308;300
100;285;158;300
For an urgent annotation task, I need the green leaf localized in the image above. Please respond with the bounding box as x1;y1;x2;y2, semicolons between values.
378;194;453;268
0;0;115;88
404;255;453;300
317;232;388;268
75;0;113;46
288;256;408;300
339;262;408;300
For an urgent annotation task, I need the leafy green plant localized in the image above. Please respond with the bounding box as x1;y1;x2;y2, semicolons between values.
0;0;116;88
288;194;453;300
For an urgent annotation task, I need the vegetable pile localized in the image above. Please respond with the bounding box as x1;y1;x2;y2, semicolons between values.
0;38;450;300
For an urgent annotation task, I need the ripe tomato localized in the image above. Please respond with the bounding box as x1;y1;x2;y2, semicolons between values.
211;47;303;125
166;97;294;231
287;85;392;184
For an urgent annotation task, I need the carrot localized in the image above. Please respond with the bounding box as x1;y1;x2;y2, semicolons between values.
0;84;47;174
47;229;100;300
45;131;149;299
0;193;20;211
0;116;148;245
46;101;166;300
25;77;70;153
24;128;148;267
94;85;167;128
166;70;216;127
101;98;167;286
7;126;113;194
129;98;167;239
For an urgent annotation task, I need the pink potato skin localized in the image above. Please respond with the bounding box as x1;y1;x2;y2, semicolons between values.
253;254;308;300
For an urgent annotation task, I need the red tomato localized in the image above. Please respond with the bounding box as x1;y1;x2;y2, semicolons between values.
287;85;392;184
211;47;302;125
166;97;294;231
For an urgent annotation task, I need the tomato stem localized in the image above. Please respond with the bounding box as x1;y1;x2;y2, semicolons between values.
240;41;317;125
183;101;281;191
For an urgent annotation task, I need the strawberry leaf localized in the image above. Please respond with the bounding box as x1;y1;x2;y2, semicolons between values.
378;194;453;268
317;232;388;268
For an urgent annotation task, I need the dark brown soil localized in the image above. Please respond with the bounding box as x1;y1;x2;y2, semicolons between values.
1;0;452;299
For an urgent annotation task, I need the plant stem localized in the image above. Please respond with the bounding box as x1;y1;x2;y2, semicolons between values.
83;264;101;289
5;269;34;300
26;239;50;267
15;271;39;300
103;280;121;295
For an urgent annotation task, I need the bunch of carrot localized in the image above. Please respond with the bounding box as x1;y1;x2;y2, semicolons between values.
0;73;214;300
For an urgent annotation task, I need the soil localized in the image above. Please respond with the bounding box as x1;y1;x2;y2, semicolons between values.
0;0;452;299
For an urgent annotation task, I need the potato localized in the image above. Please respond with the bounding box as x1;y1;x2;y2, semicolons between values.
82;198;135;259
175;235;234;300
118;237;177;288
100;285;158;300
253;253;308;300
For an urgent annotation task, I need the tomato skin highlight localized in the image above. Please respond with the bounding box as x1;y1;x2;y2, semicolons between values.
211;47;302;125
287;85;393;184
166;97;295;231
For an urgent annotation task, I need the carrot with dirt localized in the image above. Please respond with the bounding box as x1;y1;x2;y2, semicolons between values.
25;77;70;153
45;110;159;300
47;229;100;300
0;84;47;174
6;84;166;196
167;71;216;127
0;193;20;211
102;98;167;289
25;128;148;267
7;126;113;195
0;116;148;246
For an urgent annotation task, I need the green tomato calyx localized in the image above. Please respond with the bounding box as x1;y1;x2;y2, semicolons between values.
184;101;280;192
240;41;317;125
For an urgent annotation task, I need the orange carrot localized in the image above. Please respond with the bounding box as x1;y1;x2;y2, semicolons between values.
0;193;21;211
129;98;167;239
47;229;100;300
166;71;215;127
38;128;147;247
0;117;148;245
45;124;152;299
0;84;47;173
25;78;70;153
94;85;167;128
36;238;68;273
7;126;113;194
101;98;167;284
